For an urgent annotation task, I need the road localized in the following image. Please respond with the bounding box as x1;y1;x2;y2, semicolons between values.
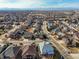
0;25;22;42
61;21;79;43
6;39;44;45
61;21;79;32
42;21;79;59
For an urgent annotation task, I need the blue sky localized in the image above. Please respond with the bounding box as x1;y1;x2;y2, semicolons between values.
0;0;79;9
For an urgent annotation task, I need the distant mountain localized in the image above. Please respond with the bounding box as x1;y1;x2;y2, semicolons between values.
0;8;79;11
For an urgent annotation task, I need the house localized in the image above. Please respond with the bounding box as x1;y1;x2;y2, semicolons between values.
0;44;6;53
23;31;34;40
22;43;39;59
38;41;54;59
1;45;21;59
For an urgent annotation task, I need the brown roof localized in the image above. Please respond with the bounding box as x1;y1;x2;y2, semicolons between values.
22;44;37;57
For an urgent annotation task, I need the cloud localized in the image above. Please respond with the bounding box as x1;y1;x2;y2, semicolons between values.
45;0;64;2
61;2;79;8
0;0;43;8
0;0;7;2
0;0;78;9
38;2;79;8
0;0;15;3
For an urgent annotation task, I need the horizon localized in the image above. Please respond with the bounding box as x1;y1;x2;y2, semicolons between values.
0;8;79;11
0;0;79;9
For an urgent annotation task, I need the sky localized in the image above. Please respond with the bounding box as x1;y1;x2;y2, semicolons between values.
0;0;79;9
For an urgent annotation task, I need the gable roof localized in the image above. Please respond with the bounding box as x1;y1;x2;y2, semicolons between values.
22;44;37;57
3;45;20;58
39;42;54;55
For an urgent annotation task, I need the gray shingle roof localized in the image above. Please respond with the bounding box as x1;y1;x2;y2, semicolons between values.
3;45;20;58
